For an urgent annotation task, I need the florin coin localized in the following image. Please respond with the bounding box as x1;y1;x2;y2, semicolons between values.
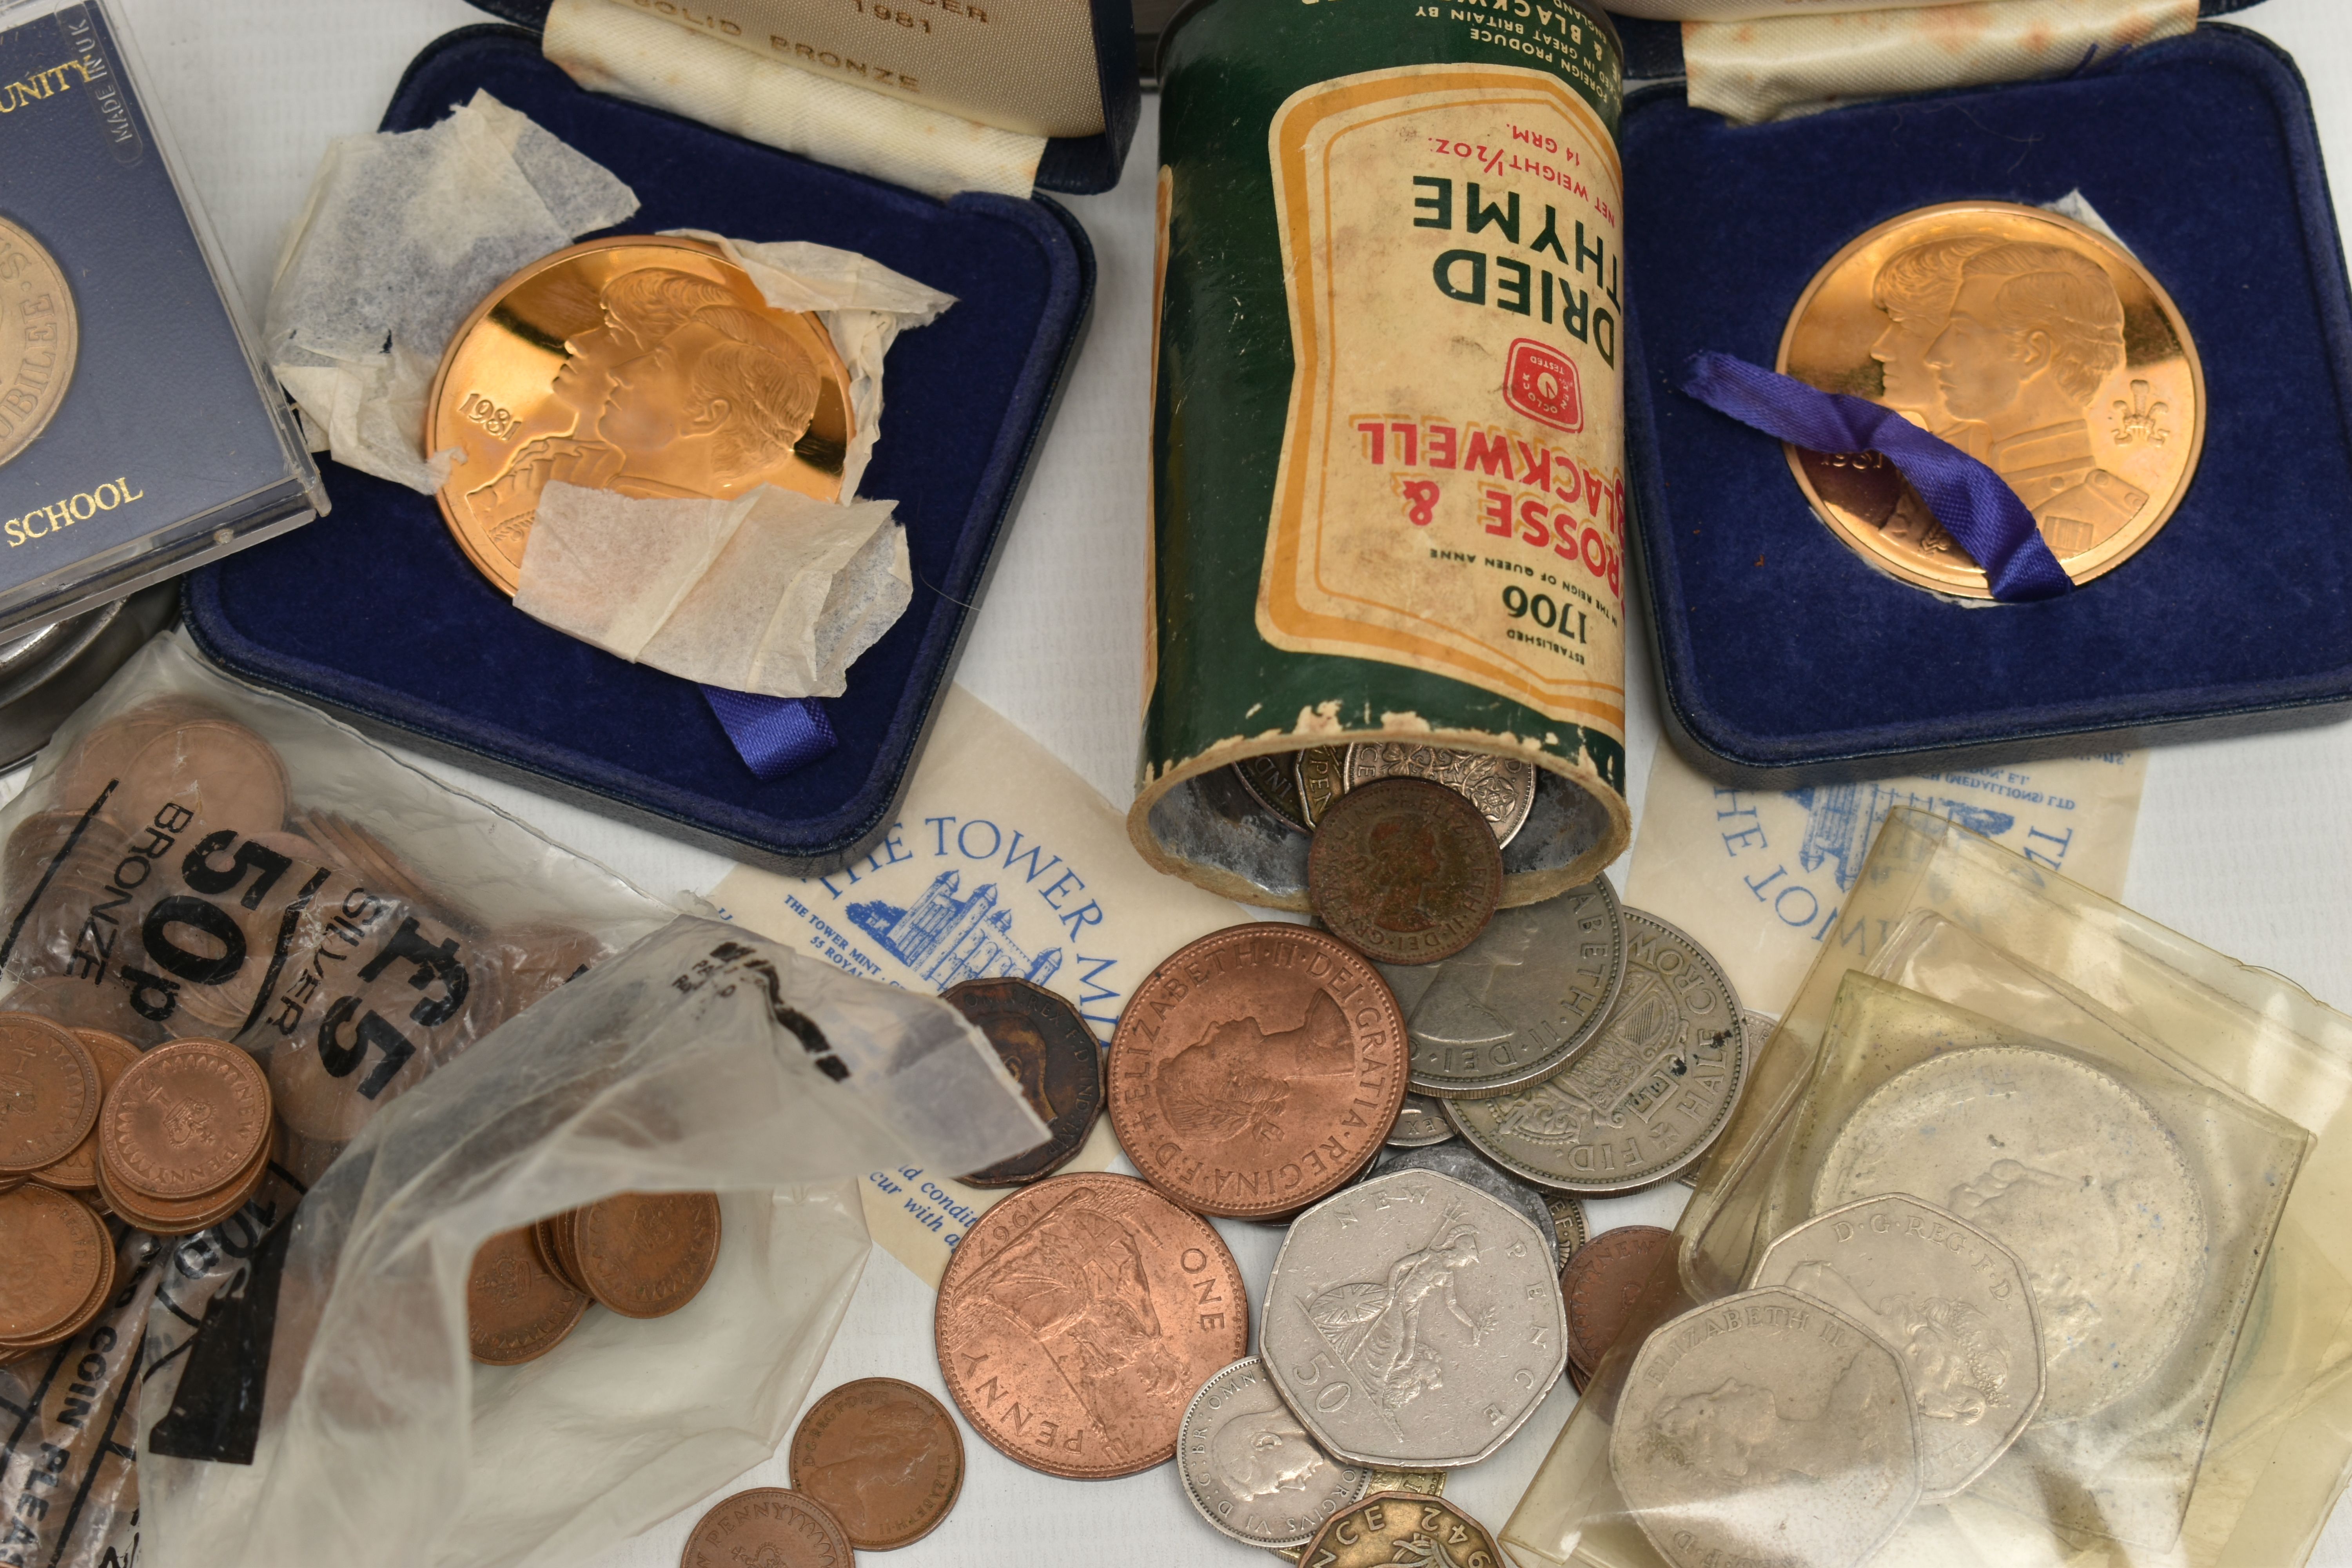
0;1013;100;1173
33;1031;141;1192
1234;753;1312;833
1294;1492;1504;1568
1377;875;1626;1096
429;235;855;596
1752;1193;2043;1501
466;1225;588;1366
0;1184;105;1340
1366;1141;1561;1270
1294;746;1349;824
946;976;1104;1187
1178;1356;1372;1548
1444;912;1742;1194
789;1377;964;1550
0;219;78;470
1385;1095;1454;1148
1263;1170;1565;1469
1546;1192;1589;1262
1109;924;1406;1219
573;1191;721;1319
934;1172;1247;1478
1308;779;1501;965
1779;201;2203;597
1612;1289;1922;1568
679;1488;852;1568
98;1039;270;1200
1344;742;1538;846
1814;1045;2204;1420
1562;1225;1675;1379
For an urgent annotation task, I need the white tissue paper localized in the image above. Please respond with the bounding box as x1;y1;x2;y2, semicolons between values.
265;90;640;491
516;481;914;699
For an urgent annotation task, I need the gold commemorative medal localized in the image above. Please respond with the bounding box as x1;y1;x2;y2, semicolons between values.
0;217;76;469
426;236;855;595
1779;202;2203;597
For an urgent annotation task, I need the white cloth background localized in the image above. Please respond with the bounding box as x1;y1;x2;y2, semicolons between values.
64;2;2352;1564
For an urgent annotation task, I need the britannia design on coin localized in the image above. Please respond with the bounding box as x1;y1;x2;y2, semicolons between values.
0;219;76;470
1264;1171;1565;1469
1179;1357;1370;1548
1779;202;2203;596
1367;1140;1561;1270
427;236;854;594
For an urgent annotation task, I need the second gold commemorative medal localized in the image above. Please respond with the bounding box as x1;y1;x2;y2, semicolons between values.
1138;0;1629;913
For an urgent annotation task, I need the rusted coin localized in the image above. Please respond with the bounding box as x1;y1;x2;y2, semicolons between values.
1297;1492;1505;1568
945;977;1104;1188
574;1191;721;1319
789;1377;964;1549
467;1225;590;1365
96;1124;276;1236
429;235;855;597
935;1171;1247;1478
1564;1225;1676;1379
32;1031;142;1192
1308;778;1501;965
1108;924;1407;1219
680;1488;853;1568
100;1038;271;1200
0;1013;100;1174
106;718;289;839
1343;742;1538;847
1293;745;1348;824
0;1184;107;1340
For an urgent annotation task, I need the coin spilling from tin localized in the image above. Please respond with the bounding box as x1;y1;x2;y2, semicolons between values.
935;1172;1247;1478
680;1488;853;1568
1753;1193;2043;1501
1445;911;1743;1194
1385;1094;1454;1148
789;1377;964;1549
946;976;1103;1187
1613;1288;1922;1568
1178;1356;1371;1549
0;1183;108;1343
1366;1140;1561;1270
1293;746;1349;824
98;1038;271;1201
1263;1170;1565;1469
1308;778;1501;965
1378;875;1626;1096
1233;753;1312;833
0;1013;101;1174
429;235;856;596
1108;924;1406;1219
1779;201;2203;597
574;1191;722;1318
1296;1491;1505;1568
1563;1225;1676;1383
1345;742;1537;846
1815;1044;2203;1420
467;1224;590;1365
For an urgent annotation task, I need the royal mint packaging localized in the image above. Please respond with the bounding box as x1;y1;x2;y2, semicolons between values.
1500;807;2352;1568
0;0;321;640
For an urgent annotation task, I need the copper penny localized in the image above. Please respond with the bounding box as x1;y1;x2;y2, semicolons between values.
0;1013;101;1174
50;697;229;811
789;1377;964;1549
1563;1224;1675;1378
2;1221;118;1352
289;809;444;913
428;235;856;597
1296;1492;1506;1568
574;1191;721;1319
1108;924;1406;1220
467;1225;590;1365
935;1171;1247;1478
0;1184;107;1339
471;924;610;1033
33;1031;142;1192
533;1212;588;1294
100;1038;272;1200
97;1124;276;1236
1307;777;1501;965
946;977;1103;1188
680;1488;853;1568
106;718;289;839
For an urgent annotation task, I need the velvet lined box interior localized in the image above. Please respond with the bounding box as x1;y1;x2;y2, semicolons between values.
1623;25;2352;784
185;26;1093;871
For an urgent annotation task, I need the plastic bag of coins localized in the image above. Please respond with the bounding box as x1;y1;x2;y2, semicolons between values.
1501;808;2339;1568
135;918;1046;1568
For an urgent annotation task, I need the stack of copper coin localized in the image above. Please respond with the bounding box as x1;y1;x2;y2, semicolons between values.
0;1014;138;1197
0;1184;116;1365
93;1038;277;1235
466;1191;722;1365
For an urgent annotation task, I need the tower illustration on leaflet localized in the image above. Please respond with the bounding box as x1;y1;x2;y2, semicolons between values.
848;869;1064;989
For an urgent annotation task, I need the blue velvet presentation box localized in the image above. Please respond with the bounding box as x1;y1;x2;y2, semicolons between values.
1620;11;2352;786
183;18;1127;871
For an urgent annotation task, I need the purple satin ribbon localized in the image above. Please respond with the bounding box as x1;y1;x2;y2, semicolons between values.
701;687;838;781
1679;352;2074;603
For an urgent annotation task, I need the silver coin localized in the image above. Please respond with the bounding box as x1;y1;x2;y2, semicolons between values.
1742;1009;1774;1055
1547;1192;1588;1261
1612;1287;1921;1568
1814;1045;2204;1421
1344;741;1538;846
1233;753;1310;833
1442;911;1744;1194
1178;1357;1372;1547
1378;875;1626;1097
1263;1170;1566;1468
1385;1094;1455;1148
1753;1193;2043;1501
1367;1140;1561;1270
